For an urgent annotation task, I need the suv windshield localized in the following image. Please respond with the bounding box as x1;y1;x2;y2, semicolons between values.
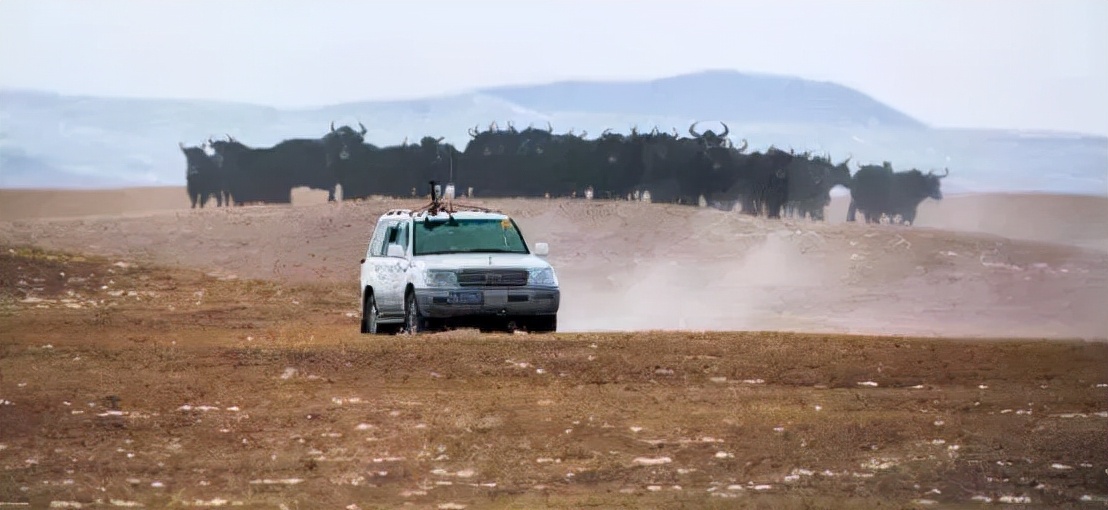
414;217;529;255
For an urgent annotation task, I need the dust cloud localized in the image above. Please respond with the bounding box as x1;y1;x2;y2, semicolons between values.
560;230;837;332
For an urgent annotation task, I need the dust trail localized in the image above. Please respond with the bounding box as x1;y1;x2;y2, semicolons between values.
559;229;835;332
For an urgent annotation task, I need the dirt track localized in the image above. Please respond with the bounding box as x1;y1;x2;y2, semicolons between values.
1;188;1107;508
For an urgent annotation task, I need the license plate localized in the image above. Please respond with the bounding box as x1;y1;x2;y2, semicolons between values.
447;291;483;305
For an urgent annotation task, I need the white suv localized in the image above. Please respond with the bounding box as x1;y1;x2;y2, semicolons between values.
359;194;560;334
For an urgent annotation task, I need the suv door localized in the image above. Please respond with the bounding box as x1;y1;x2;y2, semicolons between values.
361;218;391;306
375;219;411;317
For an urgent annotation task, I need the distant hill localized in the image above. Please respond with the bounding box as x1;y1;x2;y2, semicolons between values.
0;70;1105;195
479;69;928;129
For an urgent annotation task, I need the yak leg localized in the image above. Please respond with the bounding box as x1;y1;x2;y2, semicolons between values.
846;200;857;222
765;198;783;219
739;196;757;216
802;201;822;221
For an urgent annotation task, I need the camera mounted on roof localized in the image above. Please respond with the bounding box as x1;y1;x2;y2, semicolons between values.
412;180;499;216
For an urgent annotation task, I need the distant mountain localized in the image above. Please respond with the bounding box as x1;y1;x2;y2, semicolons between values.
479;70;928;129
0;145;120;188
0;70;1105;195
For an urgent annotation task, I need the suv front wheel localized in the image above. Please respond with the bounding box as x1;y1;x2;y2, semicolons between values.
362;292;389;334
362;292;402;335
404;291;429;334
528;315;557;333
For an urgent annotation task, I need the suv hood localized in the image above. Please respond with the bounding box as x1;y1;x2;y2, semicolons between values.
413;253;553;271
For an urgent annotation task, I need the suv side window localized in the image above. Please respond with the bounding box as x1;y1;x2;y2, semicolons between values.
369;220;394;258
382;220;409;257
383;220;414;259
395;222;410;252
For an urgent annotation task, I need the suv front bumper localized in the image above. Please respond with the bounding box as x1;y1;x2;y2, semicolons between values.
414;287;560;318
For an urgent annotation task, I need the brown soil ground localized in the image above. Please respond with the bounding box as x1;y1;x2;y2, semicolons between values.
1;187;1107;508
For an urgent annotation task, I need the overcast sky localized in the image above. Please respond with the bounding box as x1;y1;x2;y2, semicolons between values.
1;0;1105;136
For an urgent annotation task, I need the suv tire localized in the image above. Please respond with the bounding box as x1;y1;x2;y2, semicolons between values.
361;292;379;334
529;315;557;333
404;291;428;334
362;292;403;335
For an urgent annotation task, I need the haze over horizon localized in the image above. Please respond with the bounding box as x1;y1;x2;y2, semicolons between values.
1;0;1106;137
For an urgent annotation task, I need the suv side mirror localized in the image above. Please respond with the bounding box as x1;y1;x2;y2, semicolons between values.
386;244;406;258
534;242;549;257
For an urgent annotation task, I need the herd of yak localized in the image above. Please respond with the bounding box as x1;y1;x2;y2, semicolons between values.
179;120;950;224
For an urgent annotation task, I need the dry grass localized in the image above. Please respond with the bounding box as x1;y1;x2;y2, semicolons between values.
2;244;1106;508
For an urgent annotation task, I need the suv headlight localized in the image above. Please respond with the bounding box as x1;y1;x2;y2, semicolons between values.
424;270;458;288
528;267;558;287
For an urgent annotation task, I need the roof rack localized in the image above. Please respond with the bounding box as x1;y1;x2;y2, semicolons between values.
410;180;501;216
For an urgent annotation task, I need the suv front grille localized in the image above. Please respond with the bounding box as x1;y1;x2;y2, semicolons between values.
456;269;529;287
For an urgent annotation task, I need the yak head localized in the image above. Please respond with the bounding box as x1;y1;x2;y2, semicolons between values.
464;121;521;156
689;121;733;149
323;121;367;160
765;147;798;179
595;128;629;165
809;153;852;189
465;124;493;156
517;122;556;156
178;141;196;155
923;167;949;199
418;135;449;158
826;154;852;188
207;135;249;162
899;167;949;202
702;144;740;174
178;142;214;176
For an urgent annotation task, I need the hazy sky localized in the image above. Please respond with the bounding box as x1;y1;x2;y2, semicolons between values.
2;0;1106;135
